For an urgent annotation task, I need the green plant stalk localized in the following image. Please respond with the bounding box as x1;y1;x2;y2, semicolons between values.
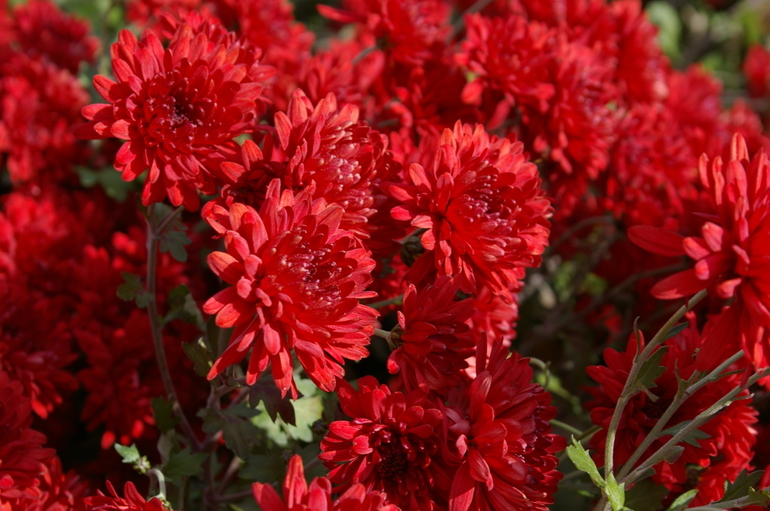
616;350;745;480
688;490;770;511
622;366;770;486
602;290;708;479
146;204;201;451
596;290;708;511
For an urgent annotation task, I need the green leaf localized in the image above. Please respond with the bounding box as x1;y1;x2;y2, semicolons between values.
115;443;141;464
249;379;297;425
605;473;625;511
164;447;207;482
182;339;213;378
664;322;688;340
116;272;150;308
661;422;711;448
666;489;698;511
199;405;262;459
636;347;668;390
165;285;205;329
624;478;669;511
566;437;605;489
646;1;682;61
151;397;180;434
718;470;764;503
159;230;191;263
240;453;285;482
252;377;323;446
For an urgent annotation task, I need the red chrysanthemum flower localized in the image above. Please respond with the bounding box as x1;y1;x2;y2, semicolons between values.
586;322;757;505
224;89;398;238
79;482;174;510
253;454;399;511
0;369;55;505
11;0;99;73
0;53;89;186
202;179;377;396
457;13;554;118
628;134;770;372
444;341;564;511
521;35;619;180
319;376;450;509
744;45;770;99
387;276;475;394
387;121;551;299
76;21;273;210
319;0;451;66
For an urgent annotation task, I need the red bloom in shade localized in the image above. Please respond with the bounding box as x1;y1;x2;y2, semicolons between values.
11;0;99;73
628;134;770;372
0;369;55;505
76;21;273;210
253;455;399;511
444;341;564;511
319;0;451;66
585;322;757;505
0;53;89;186
79;482;173;510
319;377;450;509
744;45;770;99
387;122;551;299
457;13;555;117
387;276;475;393
202;179;377;396
521;35;619;180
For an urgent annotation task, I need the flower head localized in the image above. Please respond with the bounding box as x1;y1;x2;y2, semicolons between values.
0;369;55;504
445;342;564;511
628;134;770;372
253;454;399;511
388;122;550;299
387;276;475;394
76;21;273;210
79;482;173;510
319;377;450;509
202;179;377;397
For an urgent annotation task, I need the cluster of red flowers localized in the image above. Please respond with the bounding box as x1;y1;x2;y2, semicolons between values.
2;0;770;509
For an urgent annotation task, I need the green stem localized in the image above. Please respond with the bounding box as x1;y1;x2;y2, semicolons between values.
550;419;583;437
617;350;745;480
602;290;707;495
622;366;770;486
373;328;396;350
366;294;404;310
146;204;201;451
147;468;167;500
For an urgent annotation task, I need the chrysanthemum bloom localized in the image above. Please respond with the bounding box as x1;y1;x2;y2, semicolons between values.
744;45;770;99
586;323;757;505
444;341;564;511
5;456;88;511
79;482;174;510
387;122;551;299
318;0;451;66
253;455;399;511
319;377;450;509
11;0;99;73
76;20;273;210
387;276;475;393
202;180;377;397
628;134;770;372
457;13;555;120
0;54;90;185
0;369;55;505
223;89;398;238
